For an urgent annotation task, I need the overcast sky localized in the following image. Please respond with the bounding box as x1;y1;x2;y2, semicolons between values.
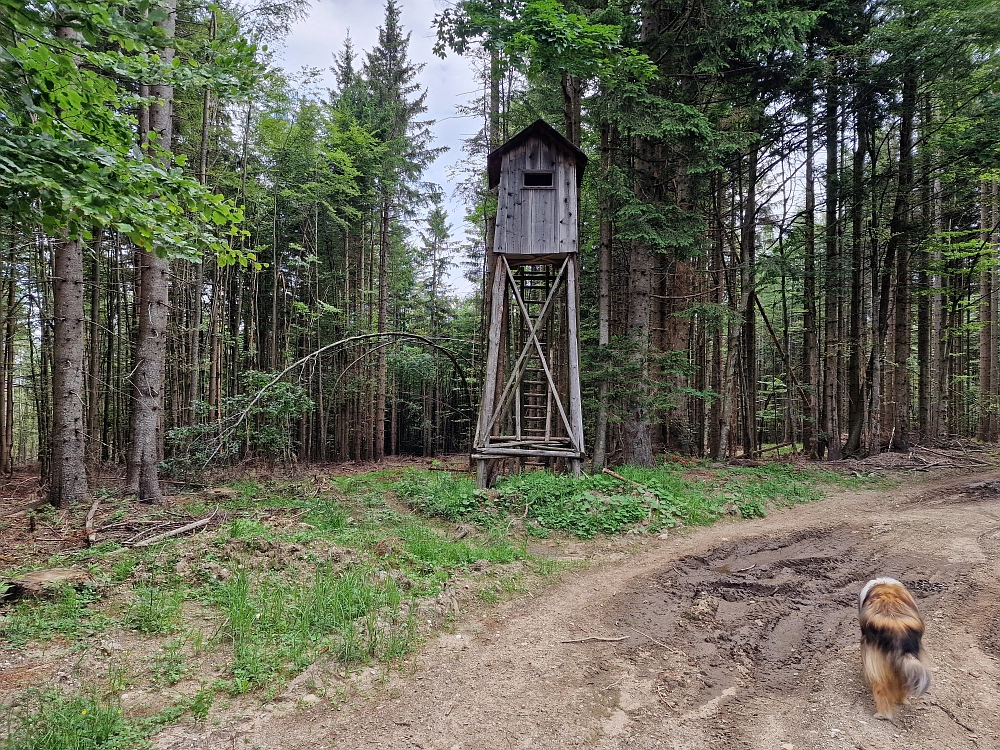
274;0;482;292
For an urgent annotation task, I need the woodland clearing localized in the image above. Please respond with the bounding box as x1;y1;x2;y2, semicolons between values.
2;459;999;749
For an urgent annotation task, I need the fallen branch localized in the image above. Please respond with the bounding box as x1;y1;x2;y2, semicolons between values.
757;442;793;455
560;635;628;644
915;445;990;465
131;508;218;548
121;521;180;545
98;519;165;531
603;674;627;691
602;468;655;497
602;468;632;484
85;498;101;545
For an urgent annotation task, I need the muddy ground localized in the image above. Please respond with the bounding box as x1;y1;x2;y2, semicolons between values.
153;470;1000;750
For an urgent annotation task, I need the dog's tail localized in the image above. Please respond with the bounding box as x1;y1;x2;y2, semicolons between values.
899;653;931;696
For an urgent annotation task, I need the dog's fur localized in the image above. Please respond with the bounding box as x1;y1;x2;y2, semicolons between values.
858;577;931;718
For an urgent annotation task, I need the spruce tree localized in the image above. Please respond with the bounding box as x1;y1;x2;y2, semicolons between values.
363;0;440;460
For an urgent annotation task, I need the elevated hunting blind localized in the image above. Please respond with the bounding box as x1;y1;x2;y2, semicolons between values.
473;120;587;487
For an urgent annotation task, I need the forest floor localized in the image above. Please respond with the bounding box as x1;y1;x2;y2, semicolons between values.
159;466;1000;750
2;456;1000;749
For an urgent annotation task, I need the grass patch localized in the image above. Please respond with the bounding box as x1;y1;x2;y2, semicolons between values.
397;523;521;574
395;471;479;521
150;638;188;686
1;690;147;750
395;461;862;539
124;586;183;635
212;564;410;692
0;585;108;647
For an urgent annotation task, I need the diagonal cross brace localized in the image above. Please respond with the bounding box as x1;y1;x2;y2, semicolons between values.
485;257;577;448
484;256;568;438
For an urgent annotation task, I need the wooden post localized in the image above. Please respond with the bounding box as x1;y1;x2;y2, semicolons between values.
475;256;508;487
566;254;584;478
566;254;584;453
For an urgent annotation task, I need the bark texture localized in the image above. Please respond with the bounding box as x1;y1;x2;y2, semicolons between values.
126;0;176;503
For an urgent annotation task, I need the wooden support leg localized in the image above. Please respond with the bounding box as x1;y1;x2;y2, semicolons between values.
570;459;581;478
477;459;490;489
566;255;585;458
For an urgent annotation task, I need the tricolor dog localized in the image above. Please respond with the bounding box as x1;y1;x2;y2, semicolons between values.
858;577;931;718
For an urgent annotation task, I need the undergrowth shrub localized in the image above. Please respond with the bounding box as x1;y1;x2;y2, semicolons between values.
395;471;479;521
492;470;680;538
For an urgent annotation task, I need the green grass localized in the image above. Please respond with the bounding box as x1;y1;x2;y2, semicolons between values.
124;586;183;635
394;471;479;521
1;690;147;750
394;461;863;539
212;564;410;692
0;585;109;647
150;639;188;686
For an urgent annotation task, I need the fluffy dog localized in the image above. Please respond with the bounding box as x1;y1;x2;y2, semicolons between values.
858;577;931;718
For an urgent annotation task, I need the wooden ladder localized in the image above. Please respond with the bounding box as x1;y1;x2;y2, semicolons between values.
515;265;555;444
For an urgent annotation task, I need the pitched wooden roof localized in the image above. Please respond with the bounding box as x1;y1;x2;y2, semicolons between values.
486;119;588;189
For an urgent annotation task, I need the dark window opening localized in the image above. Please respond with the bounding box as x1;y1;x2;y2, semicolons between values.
523;171;554;187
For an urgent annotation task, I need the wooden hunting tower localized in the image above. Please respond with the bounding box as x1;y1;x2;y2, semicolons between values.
473;119;587;487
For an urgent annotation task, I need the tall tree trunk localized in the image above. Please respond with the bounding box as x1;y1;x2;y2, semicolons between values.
0;243;16;475
623;131;655;467
127;0;176;503
189;43;214;422
624;236;654;467
890;72;917;450
802;107;819;459
592;124;613;471
845;101;867;455
822;61;842;460
917;95;934;442
51;234;88;507
740;147;759;458
87;228;103;467
48;22;88;507
561;72;582;146
708;174;725;457
375;199;390;460
717;147;759;460
991;181;1000;441
979;180;995;441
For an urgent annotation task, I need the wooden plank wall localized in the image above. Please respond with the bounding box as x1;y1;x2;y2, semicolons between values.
494;139;578;255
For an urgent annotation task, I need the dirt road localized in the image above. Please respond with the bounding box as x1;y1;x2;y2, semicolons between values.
157;471;1000;750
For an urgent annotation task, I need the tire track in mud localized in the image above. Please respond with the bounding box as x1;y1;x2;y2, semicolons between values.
606;478;1000;749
